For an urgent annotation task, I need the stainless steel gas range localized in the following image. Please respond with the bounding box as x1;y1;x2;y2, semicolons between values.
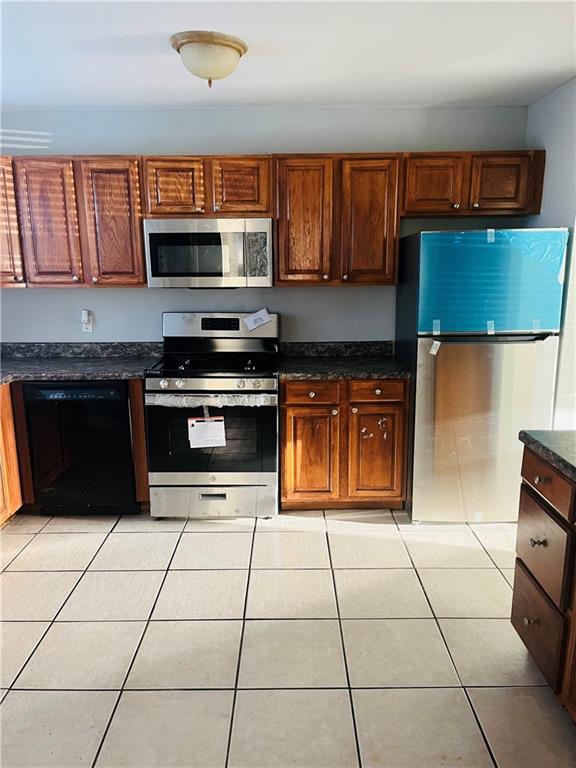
144;312;279;519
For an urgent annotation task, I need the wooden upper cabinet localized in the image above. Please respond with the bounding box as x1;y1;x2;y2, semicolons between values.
347;402;405;499
403;154;469;214
282;405;340;502
143;157;205;215
14;157;83;285
469;154;531;212
211;157;271;214
341;158;399;283
276;157;333;283
0;157;24;286
76;158;145;285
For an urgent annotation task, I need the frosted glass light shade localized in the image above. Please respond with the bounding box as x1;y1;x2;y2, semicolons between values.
170;31;248;84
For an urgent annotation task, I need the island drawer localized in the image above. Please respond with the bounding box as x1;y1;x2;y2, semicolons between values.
516;486;572;610
283;381;340;404
522;449;574;522
511;560;564;689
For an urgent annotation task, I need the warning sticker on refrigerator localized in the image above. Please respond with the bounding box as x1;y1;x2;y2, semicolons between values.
188;416;226;448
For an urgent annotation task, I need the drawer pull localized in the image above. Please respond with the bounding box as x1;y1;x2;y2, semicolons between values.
308;391;316;399
529;537;547;548
352;407;358;413
523;617;539;627
534;475;549;486
374;388;382;395
331;409;338;416
199;493;227;501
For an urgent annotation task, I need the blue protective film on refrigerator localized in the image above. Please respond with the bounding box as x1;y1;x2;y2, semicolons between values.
417;229;568;335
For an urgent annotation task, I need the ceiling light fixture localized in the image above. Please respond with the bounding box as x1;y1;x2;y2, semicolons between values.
170;30;248;88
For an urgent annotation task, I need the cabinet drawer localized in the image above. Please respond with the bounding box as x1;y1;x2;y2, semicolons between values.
522;449;574;522
511;560;564;689
349;379;405;402
283;381;340;405
517;486;572;610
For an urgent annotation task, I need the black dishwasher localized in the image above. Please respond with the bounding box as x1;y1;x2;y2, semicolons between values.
23;381;138;514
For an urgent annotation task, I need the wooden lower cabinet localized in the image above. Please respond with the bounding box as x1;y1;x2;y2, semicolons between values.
281;378;407;509
512;444;576;720
0;384;22;525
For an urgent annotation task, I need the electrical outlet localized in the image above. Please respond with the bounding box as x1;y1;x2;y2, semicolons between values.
81;309;93;333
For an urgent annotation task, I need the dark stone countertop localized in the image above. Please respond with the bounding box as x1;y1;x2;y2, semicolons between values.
279;356;409;380
519;430;576;484
0;357;156;384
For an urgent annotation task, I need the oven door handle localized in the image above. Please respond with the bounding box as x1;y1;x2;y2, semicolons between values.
145;393;278;408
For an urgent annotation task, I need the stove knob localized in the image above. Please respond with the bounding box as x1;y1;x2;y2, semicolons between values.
159;379;169;389
253;379;261;389
175;379;186;389
237;379;246;389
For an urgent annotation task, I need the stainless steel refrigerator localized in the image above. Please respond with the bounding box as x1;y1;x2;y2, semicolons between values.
396;229;568;523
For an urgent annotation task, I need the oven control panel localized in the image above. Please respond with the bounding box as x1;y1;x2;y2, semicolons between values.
146;377;278;392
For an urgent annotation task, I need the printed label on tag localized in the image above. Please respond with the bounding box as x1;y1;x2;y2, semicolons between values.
487;229;495;243
188;416;226;449
243;308;271;331
430;340;441;356
432;319;441;336
487;320;495;335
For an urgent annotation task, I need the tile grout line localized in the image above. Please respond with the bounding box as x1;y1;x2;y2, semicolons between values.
1;514;53;572
6;518;122;693
400;526;500;768
89;519;188;768
466;523;514;574
324;511;364;768
224;517;258;768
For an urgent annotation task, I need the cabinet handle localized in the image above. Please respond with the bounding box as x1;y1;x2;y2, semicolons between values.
533;475;549;486
523;617;539;627
92;276;99;283
72;275;79;282
342;274;349;281
12;275;23;282
352;407;358;413
331;409;338;416
375;388;382;395
323;274;330;280
472;202;480;209
451;202;460;209
529;537;547;548
308;391;316;399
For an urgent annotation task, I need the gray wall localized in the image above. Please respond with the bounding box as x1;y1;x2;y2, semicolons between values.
0;104;529;342
526;78;576;429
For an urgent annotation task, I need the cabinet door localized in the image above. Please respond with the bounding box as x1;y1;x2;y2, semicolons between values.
282;405;340;502
76;158;145;285
0;157;24;286
143;157;205;214
211;157;271;214
347;403;405;499
14;158;83;285
0;384;22;525
277;158;333;283
341;158;399;283
403;154;469;214
469;154;531;212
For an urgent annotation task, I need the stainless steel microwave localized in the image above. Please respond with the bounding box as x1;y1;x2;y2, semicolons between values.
143;218;273;288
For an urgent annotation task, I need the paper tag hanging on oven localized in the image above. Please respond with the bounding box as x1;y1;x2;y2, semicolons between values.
188;415;226;449
243;308;271;331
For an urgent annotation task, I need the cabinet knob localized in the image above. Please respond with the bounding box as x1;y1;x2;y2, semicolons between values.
92;276;99;283
375;388;382;395
331;409;338;416
529;537;547;548
451;203;460;209
323;274;330;280
12;275;23;282
352;407;358;413
533;475;548;486
213;204;220;211
472;202;480;209
308;391;316;398
342;274;349;281
523;617;538;627
72;275;79;282
194;206;203;213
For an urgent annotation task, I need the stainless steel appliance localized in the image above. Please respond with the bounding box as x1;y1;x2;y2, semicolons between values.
396;228;568;523
144;312;279;519
143;218;273;288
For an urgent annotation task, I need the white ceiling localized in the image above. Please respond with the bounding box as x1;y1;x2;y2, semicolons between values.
2;1;575;110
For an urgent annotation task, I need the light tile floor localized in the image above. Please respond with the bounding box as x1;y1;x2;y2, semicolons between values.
1;509;576;768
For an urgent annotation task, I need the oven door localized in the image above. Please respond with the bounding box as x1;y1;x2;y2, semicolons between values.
144;219;246;288
145;392;278;483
